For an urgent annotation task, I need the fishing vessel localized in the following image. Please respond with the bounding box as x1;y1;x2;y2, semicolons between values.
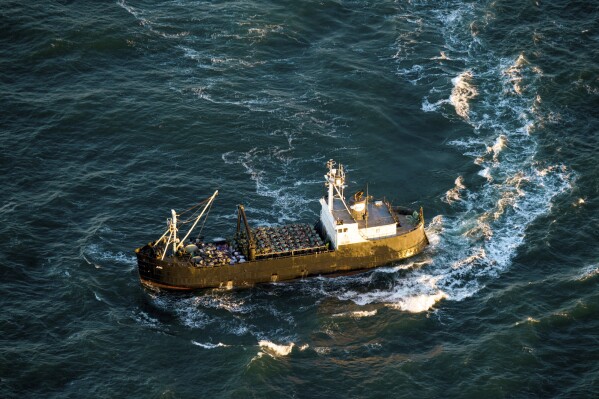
135;160;429;290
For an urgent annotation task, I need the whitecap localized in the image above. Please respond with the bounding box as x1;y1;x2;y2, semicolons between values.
514;316;540;326
116;0;189;39
432;51;450;60
444;176;466;204
503;53;530;95
314;347;331;355
450;71;478;120
258;340;295;357
386;292;448;313
332;310;377;319
132;311;161;329
573;197;586;207
488;135;508;162
298;344;309;351
451;248;487;269
191;341;229;349
421;97;449;113
575;264;599;281
477;167;492;182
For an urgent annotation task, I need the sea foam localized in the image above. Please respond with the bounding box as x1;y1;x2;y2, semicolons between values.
450;71;478;120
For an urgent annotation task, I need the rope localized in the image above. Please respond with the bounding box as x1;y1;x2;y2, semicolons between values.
177;197;211;218
178;196;212;224
179;205;204;224
195;197;214;240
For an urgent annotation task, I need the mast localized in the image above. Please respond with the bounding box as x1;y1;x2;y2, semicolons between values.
326;159;336;211
160;210;179;260
237;204;256;261
365;183;368;230
171;209;178;253
325;159;351;214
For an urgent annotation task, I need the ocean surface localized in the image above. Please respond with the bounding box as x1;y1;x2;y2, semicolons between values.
2;1;598;397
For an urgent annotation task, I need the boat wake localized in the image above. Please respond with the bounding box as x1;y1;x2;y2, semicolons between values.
365;0;573;312
222;148;322;224
84;244;136;268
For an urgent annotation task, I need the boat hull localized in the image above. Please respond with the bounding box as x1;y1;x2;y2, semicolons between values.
136;222;429;291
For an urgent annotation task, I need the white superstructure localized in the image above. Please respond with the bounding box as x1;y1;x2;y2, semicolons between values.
319;160;398;249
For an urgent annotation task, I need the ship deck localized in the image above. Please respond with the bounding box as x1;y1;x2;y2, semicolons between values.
330;199;417;236
394;214;414;235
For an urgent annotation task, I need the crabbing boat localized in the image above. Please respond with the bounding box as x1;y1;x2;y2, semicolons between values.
135;160;429;290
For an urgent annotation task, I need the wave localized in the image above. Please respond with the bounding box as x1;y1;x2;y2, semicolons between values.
222;148;322;223
146;290;298;344
514;316;540;327
117;0;189;39
330;272;448;313
385;292;448;313
84;244;136;267
444;176;466;204
314;346;331;355
332;310;377;319
450;71;478;120
258;340;295;357
131;310;162;329
191;341;230;349
575;264;599;282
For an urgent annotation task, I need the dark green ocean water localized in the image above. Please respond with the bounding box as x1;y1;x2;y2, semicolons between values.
2;1;598;397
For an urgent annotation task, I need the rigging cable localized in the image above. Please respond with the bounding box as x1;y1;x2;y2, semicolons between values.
179;197;212;224
195;197;214;241
177;197;211;219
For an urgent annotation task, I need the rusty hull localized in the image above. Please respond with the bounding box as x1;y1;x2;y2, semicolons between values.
136;221;429;291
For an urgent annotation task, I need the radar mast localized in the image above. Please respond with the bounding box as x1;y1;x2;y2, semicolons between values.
325;159;347;211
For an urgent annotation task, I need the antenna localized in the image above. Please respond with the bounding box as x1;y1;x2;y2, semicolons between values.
171;209;178;253
365;183;368;230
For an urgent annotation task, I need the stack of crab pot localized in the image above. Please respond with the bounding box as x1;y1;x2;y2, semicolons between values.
253;223;326;257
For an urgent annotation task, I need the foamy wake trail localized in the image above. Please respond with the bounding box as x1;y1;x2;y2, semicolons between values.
423;50;571;303
347;2;574;313
85;244;136;267
335;273;448;313
222;148;321;223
